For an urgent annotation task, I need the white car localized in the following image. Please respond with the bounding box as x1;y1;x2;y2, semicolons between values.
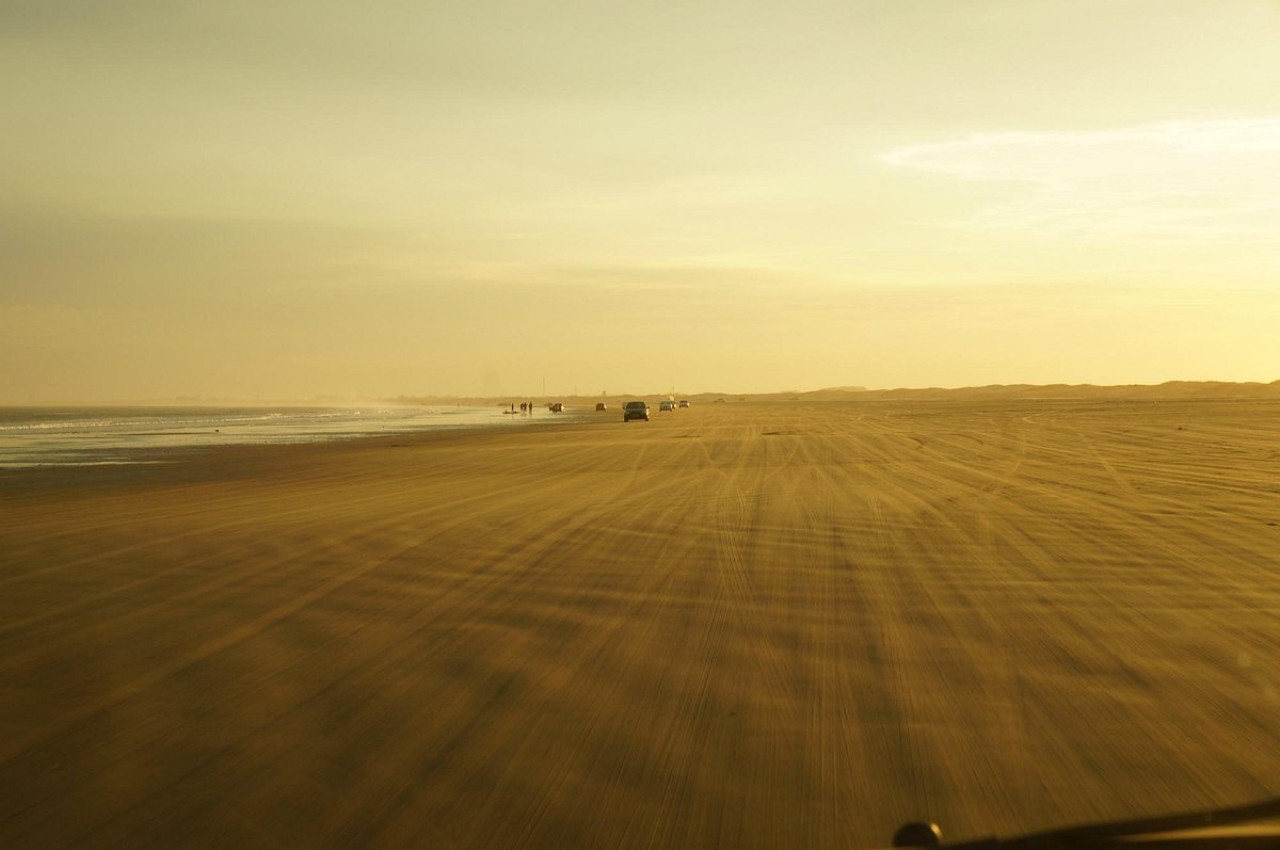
659;400;675;412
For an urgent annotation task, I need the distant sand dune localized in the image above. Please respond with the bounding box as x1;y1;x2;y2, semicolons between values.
398;380;1280;407
2;398;1278;848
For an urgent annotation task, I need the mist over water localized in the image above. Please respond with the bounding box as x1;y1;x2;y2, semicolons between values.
0;405;556;467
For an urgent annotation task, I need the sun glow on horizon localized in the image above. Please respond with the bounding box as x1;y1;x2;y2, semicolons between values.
3;1;1279;402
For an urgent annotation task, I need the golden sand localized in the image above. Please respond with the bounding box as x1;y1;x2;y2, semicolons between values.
2;399;1278;847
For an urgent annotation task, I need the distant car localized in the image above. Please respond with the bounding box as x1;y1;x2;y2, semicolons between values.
659;400;676;412
623;401;650;422
549;402;564;413
678;400;690;408
596;402;608;412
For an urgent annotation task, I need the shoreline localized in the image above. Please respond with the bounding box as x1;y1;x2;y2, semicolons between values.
0;403;594;474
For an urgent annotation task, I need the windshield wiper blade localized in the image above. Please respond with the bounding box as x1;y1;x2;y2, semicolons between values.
933;797;1280;850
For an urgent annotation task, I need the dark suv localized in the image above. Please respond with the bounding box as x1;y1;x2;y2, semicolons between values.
623;401;650;422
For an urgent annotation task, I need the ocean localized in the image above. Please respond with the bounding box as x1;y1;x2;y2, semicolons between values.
0;404;564;468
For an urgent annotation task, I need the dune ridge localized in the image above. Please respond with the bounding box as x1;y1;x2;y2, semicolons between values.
393;380;1280;408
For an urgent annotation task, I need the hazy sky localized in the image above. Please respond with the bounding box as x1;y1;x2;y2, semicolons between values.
3;0;1278;401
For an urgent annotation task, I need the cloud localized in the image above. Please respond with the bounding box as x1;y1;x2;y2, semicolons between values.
880;118;1280;242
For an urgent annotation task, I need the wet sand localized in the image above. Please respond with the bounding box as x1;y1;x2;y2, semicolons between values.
2;399;1278;848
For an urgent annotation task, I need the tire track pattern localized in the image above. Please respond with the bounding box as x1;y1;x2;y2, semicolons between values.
2;400;1278;848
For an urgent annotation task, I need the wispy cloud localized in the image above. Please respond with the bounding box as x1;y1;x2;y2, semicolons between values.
881;118;1280;242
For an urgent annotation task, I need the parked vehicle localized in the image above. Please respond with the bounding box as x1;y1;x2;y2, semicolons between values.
596;402;608;412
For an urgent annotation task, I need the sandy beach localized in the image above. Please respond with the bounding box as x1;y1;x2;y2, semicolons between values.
2;398;1278;848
